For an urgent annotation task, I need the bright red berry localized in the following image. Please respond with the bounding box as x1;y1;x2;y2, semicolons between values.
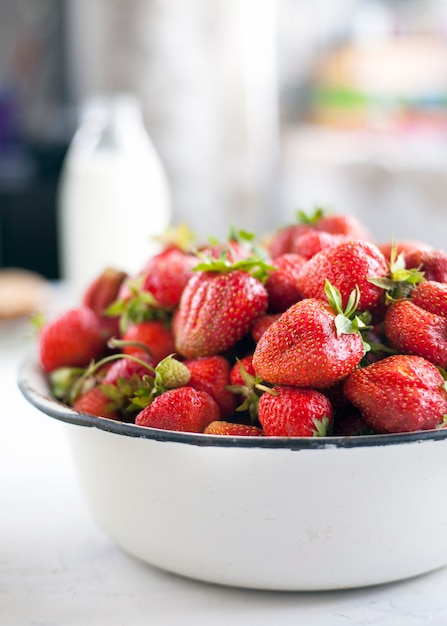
135;387;220;433
39;307;105;373
184;355;237;419
258;386;333;437
344;354;447;433
121;320;175;364
296;240;388;312
174;268;268;359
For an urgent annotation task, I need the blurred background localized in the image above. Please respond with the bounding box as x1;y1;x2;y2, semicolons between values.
2;0;447;282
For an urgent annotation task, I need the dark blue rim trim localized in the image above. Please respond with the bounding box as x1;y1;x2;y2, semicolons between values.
18;358;447;450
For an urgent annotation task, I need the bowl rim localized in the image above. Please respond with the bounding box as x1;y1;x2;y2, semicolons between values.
18;356;447;450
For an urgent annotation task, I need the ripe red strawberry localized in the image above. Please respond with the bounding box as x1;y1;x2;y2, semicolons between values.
315;213;371;240
258;386;333;437
404;248;447;283
184;355;237;419
39;307;105;373
135;387;220;432
265;253;306;313
296;240;388;312
384;299;447;368
173;260;268;359
72;386;120;420
82;267;127;320
411;281;447;318
251;313;282;342
343;354;447;433
141;247;197;308
229;355;256;386
291;230;348;260
252;285;366;388
203;421;264;436
121;320;175;364
267;223;315;258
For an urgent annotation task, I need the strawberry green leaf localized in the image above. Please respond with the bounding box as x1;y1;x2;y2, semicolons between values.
312;415;330;437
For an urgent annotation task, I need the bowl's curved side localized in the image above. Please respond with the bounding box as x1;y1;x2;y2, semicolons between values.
66;423;447;591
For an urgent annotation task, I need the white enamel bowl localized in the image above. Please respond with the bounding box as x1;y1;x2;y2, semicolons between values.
19;358;447;591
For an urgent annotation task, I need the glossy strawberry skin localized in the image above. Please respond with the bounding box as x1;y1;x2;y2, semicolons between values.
265;253;305;313
204;421;264;436
296;240;388;312
411;281;447;318
252;298;364;388
39;307;105;373
384;299;447;368
141;247;197;308
72;386;120;420
135;387;220;433
184;355;237;419
258;386;333;437
82;267;127;338
174;270;268;359
122;320;175;364
343;355;447;433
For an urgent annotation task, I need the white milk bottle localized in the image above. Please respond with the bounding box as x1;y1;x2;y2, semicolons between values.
58;93;171;299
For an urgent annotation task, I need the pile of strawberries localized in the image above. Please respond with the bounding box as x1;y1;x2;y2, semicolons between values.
37;209;447;437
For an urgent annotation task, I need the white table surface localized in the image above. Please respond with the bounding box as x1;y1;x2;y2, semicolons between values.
3;294;447;626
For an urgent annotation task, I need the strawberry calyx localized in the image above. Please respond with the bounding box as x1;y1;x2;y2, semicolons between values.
312;415;331;437
225;358;274;423
127;354;190;411
296;206;326;225
369;239;425;303
105;275;173;334
324;280;371;352
152;222;197;253
194;252;275;283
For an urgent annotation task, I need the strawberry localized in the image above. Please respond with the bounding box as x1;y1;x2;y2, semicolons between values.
404;248;447;283
411;281;447;318
252;283;367;388
173;257;269;359
39;307;105;373
296;240;388;312
72;386;120;420
377;240;433;263
291;230;348;260
384;299;447;368
121;320;175;364
343;354;447;433
204;421;264;436
184;355;237;419
251;313;282;342
266;208;325;258
315;213;371;240
265;253;305;313
135;387;220;432
229;355;256;386
82;267;128;339
141;247;197;308
257;386;333;437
